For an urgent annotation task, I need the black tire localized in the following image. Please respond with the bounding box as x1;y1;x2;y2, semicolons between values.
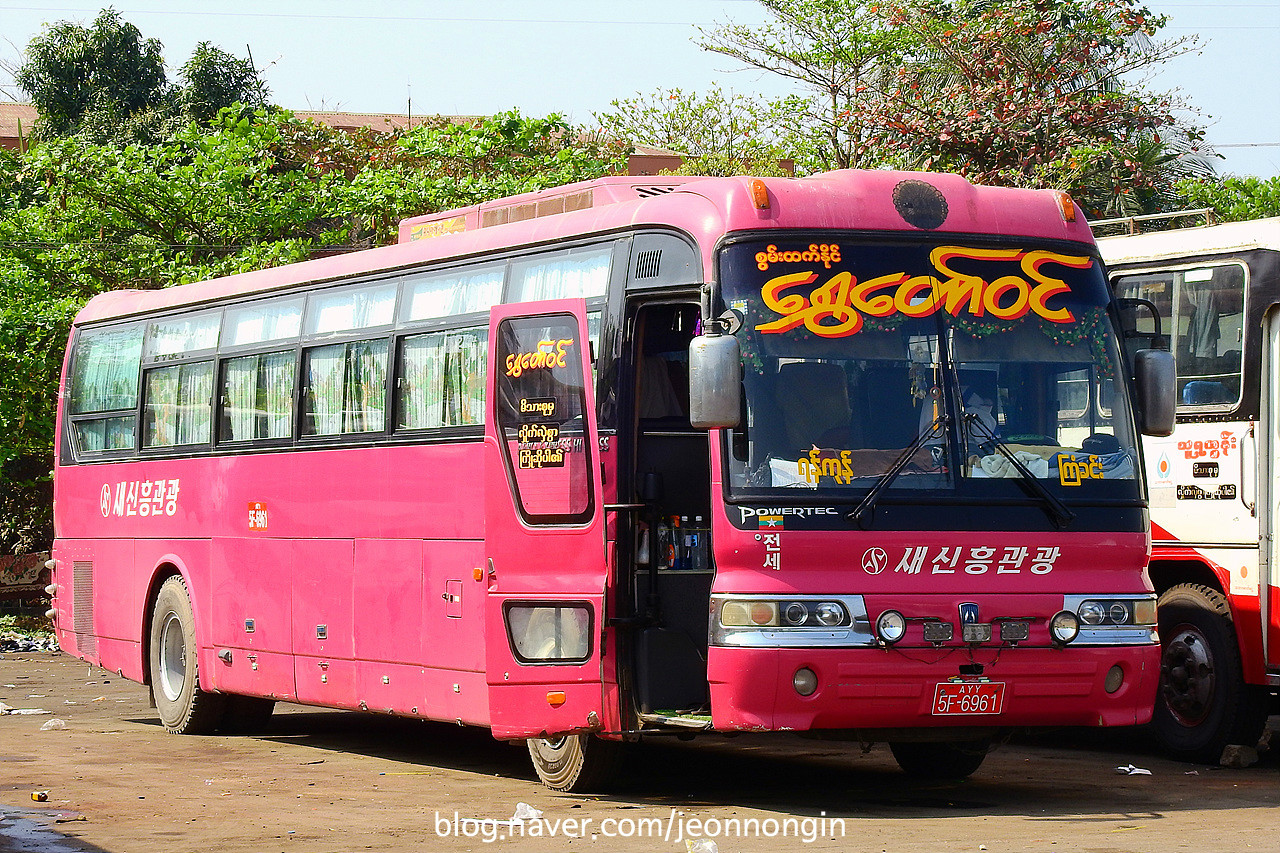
526;734;624;792
889;739;990;780
148;576;225;734
1153;583;1269;764
220;695;276;734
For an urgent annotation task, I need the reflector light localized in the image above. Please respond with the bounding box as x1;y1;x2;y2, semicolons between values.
546;691;566;706
793;667;818;696
749;179;770;210
1055;192;1077;222
1105;665;1124;694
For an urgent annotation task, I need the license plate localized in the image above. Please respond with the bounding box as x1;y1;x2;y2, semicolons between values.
932;681;1005;716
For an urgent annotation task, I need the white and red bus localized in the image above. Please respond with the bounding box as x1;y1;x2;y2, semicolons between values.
1102;217;1279;763
49;170;1173;791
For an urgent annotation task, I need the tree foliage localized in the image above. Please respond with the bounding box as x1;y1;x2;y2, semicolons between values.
863;0;1211;216
687;0;1210;214
1176;176;1280;223
596;86;794;176
0;109;625;554
699;0;905;171
14;8;269;145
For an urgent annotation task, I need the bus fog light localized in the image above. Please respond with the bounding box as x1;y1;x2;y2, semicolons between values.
793;667;818;696
876;610;906;644
1105;665;1124;694
1051;611;1080;644
999;620;1030;643
962;623;992;643
922;621;953;643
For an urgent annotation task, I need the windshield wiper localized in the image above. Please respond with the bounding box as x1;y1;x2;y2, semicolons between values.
964;413;1076;529
848;415;948;527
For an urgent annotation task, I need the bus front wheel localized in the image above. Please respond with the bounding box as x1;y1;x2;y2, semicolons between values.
148;575;225;734
1153;583;1268;763
526;734;623;792
889;739;990;780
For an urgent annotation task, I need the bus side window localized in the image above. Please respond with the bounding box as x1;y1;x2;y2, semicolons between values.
397;327;488;430
143;361;214;448
69;323;145;454
302;339;390;436
220;350;296;442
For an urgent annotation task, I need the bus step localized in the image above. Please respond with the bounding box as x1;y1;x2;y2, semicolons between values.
638;711;714;730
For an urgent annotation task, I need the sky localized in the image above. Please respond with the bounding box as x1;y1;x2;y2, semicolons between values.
1;0;1278;178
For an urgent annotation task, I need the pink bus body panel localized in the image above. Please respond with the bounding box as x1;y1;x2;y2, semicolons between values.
51;169;1151;741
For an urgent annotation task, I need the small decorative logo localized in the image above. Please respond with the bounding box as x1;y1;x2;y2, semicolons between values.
1157;453;1171;479
99;484;111;518
959;602;980;624
862;547;888;575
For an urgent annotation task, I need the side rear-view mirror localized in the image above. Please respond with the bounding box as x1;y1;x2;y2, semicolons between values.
1134;348;1175;437
688;332;742;429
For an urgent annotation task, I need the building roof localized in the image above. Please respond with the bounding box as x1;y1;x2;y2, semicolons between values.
0;103;37;151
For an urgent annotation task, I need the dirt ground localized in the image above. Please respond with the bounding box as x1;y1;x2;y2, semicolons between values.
1;651;1277;853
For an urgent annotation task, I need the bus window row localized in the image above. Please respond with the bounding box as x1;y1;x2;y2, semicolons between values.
65;244;613;458
72;328;488;455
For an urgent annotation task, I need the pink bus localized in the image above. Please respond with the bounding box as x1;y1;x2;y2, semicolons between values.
49;170;1174;791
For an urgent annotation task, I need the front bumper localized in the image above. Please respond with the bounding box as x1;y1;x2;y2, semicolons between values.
707;643;1158;733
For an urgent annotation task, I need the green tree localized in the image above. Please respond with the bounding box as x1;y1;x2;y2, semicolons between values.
14;8;270;145
698;0;905;171
14;8;170;141
862;0;1208;216
179;42;270;124
1176;176;1280;223
596;86;793;176
0;109;625;554
698;0;1209;210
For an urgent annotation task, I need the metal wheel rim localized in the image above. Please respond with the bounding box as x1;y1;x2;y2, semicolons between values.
158;612;187;702
1161;624;1215;726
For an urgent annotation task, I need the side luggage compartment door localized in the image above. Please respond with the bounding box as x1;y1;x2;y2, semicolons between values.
484;299;608;739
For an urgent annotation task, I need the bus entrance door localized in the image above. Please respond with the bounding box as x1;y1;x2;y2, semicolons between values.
484;300;607;739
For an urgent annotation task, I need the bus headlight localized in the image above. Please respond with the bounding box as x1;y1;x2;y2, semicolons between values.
710;596;872;648
876;610;907;645
1073;597;1156;626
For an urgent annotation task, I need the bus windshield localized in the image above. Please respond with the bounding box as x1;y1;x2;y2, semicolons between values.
720;235;1140;502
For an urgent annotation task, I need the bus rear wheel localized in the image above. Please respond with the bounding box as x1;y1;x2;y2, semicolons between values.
1153;583;1268;764
148;576;225;734
526;734;624;792
889;739;990;780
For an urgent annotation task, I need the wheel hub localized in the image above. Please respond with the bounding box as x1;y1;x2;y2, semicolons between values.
1160;625;1215;726
158;612;187;703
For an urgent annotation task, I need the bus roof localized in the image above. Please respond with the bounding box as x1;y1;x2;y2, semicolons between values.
73;169;1095;326
1099;216;1280;266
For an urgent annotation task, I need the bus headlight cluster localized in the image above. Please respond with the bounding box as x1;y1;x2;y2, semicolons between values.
720;599;850;629
1076;598;1155;626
